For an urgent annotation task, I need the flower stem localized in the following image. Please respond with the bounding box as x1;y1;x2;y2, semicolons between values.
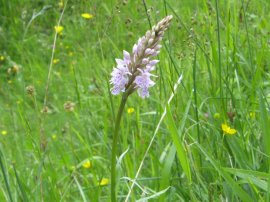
111;94;128;202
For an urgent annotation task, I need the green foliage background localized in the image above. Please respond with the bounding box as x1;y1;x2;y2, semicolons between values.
0;0;270;201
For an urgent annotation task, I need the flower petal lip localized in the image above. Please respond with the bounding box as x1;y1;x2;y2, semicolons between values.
137;87;150;98
149;60;159;66
123;50;130;61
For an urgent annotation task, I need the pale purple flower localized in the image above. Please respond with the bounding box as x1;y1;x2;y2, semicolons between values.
137;87;150;98
110;67;129;95
132;59;159;97
110;15;173;98
135;71;155;88
122;50;131;64
110;51;131;95
146;60;159;71
134;70;156;98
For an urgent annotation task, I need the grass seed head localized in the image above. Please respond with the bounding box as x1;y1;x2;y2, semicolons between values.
26;85;36;96
64;101;75;112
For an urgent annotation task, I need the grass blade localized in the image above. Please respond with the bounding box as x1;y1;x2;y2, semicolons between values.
0;150;13;202
225;168;268;191
74;176;88;202
193;139;253;202
259;91;270;200
165;103;191;183
136;187;170;202
13;165;29;202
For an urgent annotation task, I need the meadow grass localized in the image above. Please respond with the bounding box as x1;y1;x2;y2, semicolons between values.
0;0;270;201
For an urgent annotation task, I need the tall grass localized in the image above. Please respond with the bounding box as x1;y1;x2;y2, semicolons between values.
0;0;269;201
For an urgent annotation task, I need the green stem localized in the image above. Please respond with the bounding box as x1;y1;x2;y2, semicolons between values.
111;94;128;202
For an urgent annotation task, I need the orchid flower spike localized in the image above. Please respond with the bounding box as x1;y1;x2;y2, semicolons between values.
110;15;173;98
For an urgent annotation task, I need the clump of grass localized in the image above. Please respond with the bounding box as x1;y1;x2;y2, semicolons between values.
0;0;269;201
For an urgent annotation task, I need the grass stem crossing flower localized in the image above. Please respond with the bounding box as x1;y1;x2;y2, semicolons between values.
54;25;64;34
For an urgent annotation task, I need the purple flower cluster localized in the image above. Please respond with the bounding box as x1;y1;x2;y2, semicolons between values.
110;54;159;98
110;51;131;95
110;15;173;98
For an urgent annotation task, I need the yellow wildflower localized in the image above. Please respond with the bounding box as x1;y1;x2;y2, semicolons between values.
99;178;109;186
8;80;12;84
214;113;220;119
127;107;135;114
68;51;73;57
52;134;57;140
221;123;237;135
82;160;91;169
0;55;4;61
58;0;64;8
81;13;93;19
1;130;7;136
53;59;60;64
249;112;256;119
54;25;64;34
12;65;19;74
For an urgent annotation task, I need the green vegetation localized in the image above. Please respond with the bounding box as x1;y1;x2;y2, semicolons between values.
0;0;270;201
